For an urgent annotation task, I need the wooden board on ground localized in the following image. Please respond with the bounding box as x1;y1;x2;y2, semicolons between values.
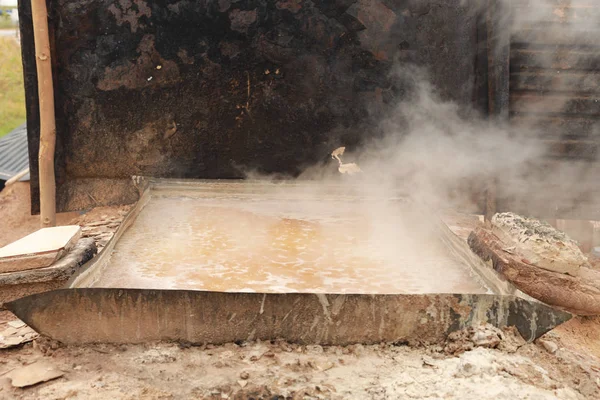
468;227;600;315
0;226;81;274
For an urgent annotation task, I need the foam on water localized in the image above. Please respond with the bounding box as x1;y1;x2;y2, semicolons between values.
92;195;487;294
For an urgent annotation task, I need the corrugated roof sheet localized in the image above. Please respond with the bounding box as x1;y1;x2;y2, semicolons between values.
0;123;30;181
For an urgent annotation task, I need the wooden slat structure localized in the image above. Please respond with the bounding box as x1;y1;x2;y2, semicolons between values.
510;0;600;151
492;0;600;220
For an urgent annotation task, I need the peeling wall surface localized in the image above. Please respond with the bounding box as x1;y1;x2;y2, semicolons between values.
20;0;478;211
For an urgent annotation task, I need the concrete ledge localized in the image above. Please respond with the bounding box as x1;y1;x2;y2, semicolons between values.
0;238;97;308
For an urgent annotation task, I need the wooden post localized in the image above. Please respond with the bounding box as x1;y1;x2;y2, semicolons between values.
484;178;497;225
484;0;511;222
31;0;56;227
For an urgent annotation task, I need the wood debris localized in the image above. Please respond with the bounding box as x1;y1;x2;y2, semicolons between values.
72;206;131;251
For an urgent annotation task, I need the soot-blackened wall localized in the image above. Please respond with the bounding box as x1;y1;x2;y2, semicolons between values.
20;0;479;212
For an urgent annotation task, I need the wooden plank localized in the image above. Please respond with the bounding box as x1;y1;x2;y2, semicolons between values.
512;27;600;47
512;5;600;24
510;114;600;138
0;226;81;273
510;92;600;115
510;71;600;94
542;139;599;160
485;0;511;221
511;49;600;71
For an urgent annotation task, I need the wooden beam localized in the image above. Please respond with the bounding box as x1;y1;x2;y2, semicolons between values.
5;168;30;187
31;0;56;227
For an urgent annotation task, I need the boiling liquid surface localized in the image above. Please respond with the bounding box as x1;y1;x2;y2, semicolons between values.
93;196;487;294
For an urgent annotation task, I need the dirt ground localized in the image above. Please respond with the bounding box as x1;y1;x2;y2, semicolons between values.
0;183;79;248
0;325;599;400
1;184;600;399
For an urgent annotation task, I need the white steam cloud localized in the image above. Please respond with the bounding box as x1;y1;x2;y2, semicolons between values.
240;0;600;223
291;0;600;220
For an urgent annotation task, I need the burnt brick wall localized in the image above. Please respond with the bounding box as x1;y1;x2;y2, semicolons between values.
20;0;479;211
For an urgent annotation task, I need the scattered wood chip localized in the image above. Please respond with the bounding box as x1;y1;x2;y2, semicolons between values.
84;221;113;227
7;361;64;388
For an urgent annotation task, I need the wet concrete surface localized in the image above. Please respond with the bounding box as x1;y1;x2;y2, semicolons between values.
91;192;487;294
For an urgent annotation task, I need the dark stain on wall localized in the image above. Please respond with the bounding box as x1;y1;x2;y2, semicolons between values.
20;0;478;212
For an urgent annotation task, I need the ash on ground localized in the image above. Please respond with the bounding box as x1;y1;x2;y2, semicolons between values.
1;322;599;400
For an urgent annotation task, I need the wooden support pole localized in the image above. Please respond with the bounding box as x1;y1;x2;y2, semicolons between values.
484;0;511;222
31;0;56;227
486;0;511;121
484;178;497;225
